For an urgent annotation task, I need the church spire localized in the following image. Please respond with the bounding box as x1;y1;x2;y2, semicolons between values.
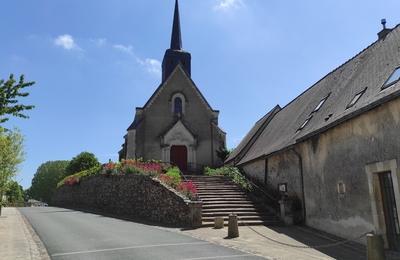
171;0;182;50
162;0;192;82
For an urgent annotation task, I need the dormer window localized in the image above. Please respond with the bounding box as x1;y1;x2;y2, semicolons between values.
171;93;186;115
346;88;367;109
382;67;400;90
312;94;330;113
298;116;312;132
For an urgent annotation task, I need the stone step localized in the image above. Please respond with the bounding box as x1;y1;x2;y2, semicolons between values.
199;195;250;199
197;192;247;196
202;215;277;222
201;199;254;203
186;176;230;179
201;198;253;203
186;175;281;227
196;186;240;189
202;204;259;209
193;183;236;186
197;188;243;191
202;207;264;213
189;180;231;182
198;191;247;194
197;190;243;194
201;219;281;227
202;211;272;217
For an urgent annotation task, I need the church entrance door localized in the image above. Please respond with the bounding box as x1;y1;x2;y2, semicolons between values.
170;145;188;173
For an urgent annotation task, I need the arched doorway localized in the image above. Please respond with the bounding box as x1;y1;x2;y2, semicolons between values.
170;145;188;172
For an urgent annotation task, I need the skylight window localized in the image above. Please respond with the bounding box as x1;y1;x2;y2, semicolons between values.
312;94;330;113
346;88;367;109
382;67;400;89
298;116;312;131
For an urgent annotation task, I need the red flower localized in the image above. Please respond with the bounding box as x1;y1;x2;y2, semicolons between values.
177;181;198;199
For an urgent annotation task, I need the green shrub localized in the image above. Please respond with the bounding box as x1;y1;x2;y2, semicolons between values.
204;166;252;191
165;167;182;188
57;165;101;188
124;165;140;175
66;152;100;176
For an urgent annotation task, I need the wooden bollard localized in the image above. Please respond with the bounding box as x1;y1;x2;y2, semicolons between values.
214;217;224;229
228;214;239;238
367;233;385;260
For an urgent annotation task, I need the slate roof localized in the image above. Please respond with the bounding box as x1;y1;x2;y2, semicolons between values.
238;24;400;165
127;117;143;131
226;105;281;164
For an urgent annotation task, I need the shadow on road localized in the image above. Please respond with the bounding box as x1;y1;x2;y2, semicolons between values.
266;225;366;260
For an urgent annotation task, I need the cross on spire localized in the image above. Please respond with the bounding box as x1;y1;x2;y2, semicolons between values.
170;0;182;50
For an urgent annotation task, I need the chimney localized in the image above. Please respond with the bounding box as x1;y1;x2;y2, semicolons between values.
378;19;392;40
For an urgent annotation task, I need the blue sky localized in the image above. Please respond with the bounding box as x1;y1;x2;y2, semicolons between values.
1;0;399;189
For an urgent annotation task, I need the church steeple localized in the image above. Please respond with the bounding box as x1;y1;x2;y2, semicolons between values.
162;0;191;82
170;0;182;50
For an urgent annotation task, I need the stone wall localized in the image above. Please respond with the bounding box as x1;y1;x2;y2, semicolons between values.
52;174;202;227
298;97;400;243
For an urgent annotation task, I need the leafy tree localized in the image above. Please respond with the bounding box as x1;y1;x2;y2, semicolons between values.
66;152;100;176
5;180;24;206
0;128;24;214
0;74;35;124
29;160;69;203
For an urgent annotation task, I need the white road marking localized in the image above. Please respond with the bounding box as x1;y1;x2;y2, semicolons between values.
51;241;210;257
183;255;255;260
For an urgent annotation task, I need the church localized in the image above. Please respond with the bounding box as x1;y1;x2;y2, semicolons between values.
119;0;226;173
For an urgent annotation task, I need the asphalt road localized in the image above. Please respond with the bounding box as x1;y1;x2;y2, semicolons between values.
19;207;265;260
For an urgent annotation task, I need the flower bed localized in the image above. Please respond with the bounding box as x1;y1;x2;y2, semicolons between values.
57;160;198;201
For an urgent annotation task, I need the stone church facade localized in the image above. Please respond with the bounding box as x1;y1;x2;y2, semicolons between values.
227;22;400;249
119;0;226;173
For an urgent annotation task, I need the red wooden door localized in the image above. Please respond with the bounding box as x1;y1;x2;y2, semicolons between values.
170;145;188;172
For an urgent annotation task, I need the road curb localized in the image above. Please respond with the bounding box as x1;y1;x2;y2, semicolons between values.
19;209;51;260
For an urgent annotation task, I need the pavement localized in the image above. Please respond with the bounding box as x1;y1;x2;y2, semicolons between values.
1;206;371;260
0;207;50;260
19;207;265;260
178;224;367;260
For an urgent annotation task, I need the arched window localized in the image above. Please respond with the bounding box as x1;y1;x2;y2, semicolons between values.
174;97;183;114
171;93;185;115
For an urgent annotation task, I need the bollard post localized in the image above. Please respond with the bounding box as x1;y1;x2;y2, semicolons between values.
367;233;386;260
214;217;224;229
228;214;239;238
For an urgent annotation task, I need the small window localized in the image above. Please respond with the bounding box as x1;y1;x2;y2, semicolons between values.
382;67;400;89
346;88;367;109
298;116;312;131
312;94;330;113
174;97;182;114
171;93;186;115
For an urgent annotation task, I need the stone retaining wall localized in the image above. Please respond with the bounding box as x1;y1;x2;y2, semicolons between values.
52;174;202;227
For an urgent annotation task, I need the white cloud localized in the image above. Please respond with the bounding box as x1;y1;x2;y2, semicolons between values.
54;34;80;50
113;43;161;76
113;44;134;55
214;0;244;11
136;58;162;76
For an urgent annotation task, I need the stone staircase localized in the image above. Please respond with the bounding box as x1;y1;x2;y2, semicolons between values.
185;175;281;227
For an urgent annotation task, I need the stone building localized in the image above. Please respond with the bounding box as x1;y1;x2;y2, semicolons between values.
227;21;400;250
119;0;226;173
